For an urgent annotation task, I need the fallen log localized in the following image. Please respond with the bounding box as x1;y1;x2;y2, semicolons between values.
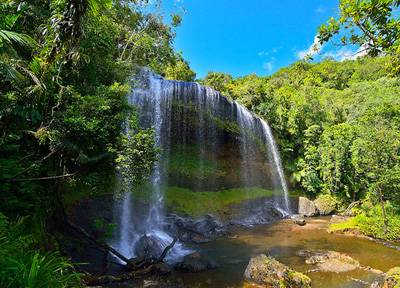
158;237;177;262
84;237;177;286
66;219;179;286
66;219;131;265
343;201;361;216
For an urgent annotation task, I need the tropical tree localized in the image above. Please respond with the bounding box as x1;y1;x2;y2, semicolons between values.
318;0;400;56
0;11;36;84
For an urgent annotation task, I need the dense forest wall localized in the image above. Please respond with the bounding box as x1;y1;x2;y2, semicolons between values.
201;56;400;239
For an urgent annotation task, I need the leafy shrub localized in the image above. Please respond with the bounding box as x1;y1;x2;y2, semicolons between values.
0;213;81;288
328;203;400;241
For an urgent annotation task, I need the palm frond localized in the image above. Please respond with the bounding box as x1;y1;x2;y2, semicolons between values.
0;59;25;84
0;29;36;49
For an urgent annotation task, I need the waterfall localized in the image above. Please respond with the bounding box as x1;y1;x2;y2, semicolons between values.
234;104;291;214
112;69;291;261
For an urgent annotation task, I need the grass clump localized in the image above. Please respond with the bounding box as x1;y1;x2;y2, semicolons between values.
165;186;275;216
0;213;81;288
328;202;400;241
328;217;359;233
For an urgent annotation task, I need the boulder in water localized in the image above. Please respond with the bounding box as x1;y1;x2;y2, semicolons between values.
193;214;224;236
228;197;285;226
166;214;225;243
244;254;311;288
134;235;163;260
297;250;360;273
151;263;173;275
175;252;218;272
383;267;400;288
298;197;317;217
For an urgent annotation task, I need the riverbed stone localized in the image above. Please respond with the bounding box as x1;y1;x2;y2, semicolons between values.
314;194;337;215
175;252;218;272
134;235;163;259
244;254;311;288
297;250;360;273
291;215;306;226
151;263;172;275
298;197;317;217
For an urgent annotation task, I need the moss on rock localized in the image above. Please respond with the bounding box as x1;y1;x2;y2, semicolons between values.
384;267;400;288
244;254;311;288
314;194;338;215
165;186;275;216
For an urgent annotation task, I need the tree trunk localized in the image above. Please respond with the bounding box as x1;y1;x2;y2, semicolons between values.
378;186;388;233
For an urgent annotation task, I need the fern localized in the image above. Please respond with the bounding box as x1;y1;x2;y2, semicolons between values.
0;213;82;288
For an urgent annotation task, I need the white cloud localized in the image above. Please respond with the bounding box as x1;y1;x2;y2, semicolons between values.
258;46;281;57
258;50;269;57
297;35;322;59
315;7;326;14
272;46;281;53
321;44;369;61
263;61;274;72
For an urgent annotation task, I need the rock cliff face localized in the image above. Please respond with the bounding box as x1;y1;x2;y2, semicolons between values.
244;254;311;288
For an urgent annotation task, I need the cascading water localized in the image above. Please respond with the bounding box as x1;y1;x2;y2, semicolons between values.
112;69;291;262
234;104;291;214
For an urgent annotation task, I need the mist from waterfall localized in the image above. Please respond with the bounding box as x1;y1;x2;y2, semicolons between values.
112;69;291;261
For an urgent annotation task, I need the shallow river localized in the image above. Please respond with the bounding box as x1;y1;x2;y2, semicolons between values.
178;217;400;287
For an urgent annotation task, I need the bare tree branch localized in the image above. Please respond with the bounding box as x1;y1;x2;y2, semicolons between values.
7;171;77;182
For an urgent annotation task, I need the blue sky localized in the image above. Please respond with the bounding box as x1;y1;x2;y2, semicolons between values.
159;0;358;78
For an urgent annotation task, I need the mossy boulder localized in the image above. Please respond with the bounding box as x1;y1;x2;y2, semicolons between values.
383;267;400;288
244;254;311;288
314;194;338;215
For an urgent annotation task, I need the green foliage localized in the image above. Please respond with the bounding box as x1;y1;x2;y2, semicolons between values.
0;213;81;288
328;217;359;232
63;166;117;205
201;72;234;96
329;202;400;241
203;57;400;209
93;217;116;239
0;0;190;285
0;0;187;214
319;123;357;199
318;0;400;72
164;54;196;81
314;194;339;214
115;114;157;193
